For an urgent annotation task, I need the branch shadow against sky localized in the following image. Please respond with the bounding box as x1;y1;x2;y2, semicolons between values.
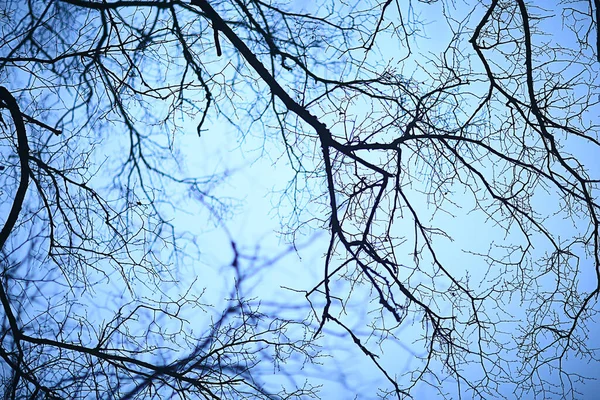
0;0;599;398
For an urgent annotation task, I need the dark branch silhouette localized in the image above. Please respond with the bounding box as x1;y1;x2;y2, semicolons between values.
0;0;599;398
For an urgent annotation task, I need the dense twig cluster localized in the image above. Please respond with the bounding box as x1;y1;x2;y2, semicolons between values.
0;0;599;398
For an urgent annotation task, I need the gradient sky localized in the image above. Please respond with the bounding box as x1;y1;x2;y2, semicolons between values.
2;0;599;398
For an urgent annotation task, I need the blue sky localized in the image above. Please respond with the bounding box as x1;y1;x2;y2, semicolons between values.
167;1;600;397
1;0;600;398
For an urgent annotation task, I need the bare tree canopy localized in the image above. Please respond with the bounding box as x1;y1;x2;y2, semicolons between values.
1;0;599;398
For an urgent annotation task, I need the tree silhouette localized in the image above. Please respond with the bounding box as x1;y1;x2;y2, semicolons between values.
1;0;599;398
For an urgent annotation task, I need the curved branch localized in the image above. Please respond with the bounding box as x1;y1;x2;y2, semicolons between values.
0;87;30;251
0;85;31;393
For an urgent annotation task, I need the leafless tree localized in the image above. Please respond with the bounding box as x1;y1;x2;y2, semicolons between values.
1;0;599;399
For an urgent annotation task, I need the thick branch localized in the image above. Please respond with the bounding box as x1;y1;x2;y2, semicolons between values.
0;87;30;335
0;86;31;392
